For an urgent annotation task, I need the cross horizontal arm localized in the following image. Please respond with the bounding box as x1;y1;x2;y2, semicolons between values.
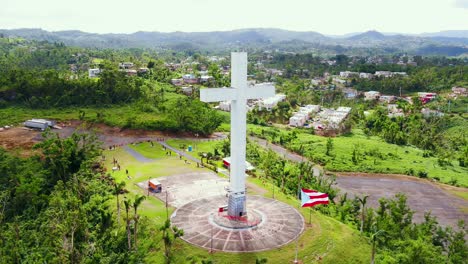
245;83;276;100
200;88;237;102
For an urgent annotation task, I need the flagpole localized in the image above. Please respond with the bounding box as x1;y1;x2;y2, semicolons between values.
309;207;312;224
294;235;299;264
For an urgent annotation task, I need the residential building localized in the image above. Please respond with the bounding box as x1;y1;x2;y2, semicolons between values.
257;93;286;111
452;87;467;97
340;71;359;78
219;101;231;112
183;74;199;84
88;68;101;78
379;95;397;103
289;115;307;127
171;78;183;86
119;62;134;69
359;72;374;79
364;91;381;100
375;71;393;78
181;86;193;95
342;88;358;99
418;92;437;104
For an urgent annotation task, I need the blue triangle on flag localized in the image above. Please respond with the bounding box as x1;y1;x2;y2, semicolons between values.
301;189;309;207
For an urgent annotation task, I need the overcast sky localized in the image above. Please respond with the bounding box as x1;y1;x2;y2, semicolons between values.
1;0;467;34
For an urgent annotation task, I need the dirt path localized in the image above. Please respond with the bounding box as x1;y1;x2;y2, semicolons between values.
249;136;468;228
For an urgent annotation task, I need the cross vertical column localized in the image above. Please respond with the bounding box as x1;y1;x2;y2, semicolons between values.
228;52;248;217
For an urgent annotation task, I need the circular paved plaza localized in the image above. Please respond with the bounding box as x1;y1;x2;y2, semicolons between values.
171;195;304;252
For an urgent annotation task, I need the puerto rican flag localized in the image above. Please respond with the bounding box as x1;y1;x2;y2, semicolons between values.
301;188;329;207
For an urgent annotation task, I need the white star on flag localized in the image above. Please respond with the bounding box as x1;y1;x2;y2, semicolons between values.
301;188;329;207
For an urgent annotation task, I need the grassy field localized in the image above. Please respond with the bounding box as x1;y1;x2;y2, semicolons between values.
103;143;371;263
128;142;168;159
248;125;468;187
0;99;186;128
165;138;222;155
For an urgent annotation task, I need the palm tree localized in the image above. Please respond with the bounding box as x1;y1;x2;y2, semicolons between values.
133;194;146;251
370;229;385;264
123;197;132;250
357;195;369;233
113;181;127;226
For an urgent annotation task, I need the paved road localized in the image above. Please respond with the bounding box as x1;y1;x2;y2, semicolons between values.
249;136;468;228
123;146;156;162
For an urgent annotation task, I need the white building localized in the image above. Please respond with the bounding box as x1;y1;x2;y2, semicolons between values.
340;71;359;78
119;62;134;69
88;68;101;78
289;115;306;127
171;78;183;86
257;93;286;111
181;86;193;95
364;91;381;100
359;72;374;79
219;101;231;111
200;76;214;83
375;71;393;78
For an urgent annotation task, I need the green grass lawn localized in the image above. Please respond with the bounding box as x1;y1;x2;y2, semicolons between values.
165;138;222;155
103;144;371;263
128;141;167;159
0;102;185;128
249;125;468;187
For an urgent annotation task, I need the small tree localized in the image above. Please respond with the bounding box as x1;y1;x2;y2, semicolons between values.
113;181;127;226
160;219;184;263
133;195;146;251
326;138;334;156
357;195;369;233
123;197;132;250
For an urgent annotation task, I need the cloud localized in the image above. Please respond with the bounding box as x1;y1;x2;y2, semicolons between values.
454;0;468;8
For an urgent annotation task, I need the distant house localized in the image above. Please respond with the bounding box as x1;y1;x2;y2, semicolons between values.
393;72;407;77
88;68;101;78
257;93;286;111
181;86;193;95
421;108;444;117
289;115;307;127
138;68;149;74
451;87;467;97
125;69;137;76
342;88;358;99
200;75;214;83
222;157;254;171
379;95;397;103
119;62;134;69
418;92;437;104
375;71;393;78
387;104;404;118
359;72;374;79
183;74;199;84
219;101;231;111
364;91;381;100
339;71;359;78
171;78;183;86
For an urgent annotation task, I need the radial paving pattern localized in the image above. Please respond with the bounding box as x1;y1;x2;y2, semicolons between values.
171;195;304;252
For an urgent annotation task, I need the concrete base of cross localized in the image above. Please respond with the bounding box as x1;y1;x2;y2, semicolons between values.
227;192;246;217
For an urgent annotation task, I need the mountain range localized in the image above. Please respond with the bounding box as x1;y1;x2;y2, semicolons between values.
1;28;467;56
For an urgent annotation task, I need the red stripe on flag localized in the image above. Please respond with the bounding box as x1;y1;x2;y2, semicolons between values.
307;193;329;199
302;200;329;207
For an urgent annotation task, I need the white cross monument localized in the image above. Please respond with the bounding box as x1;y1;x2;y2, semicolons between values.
200;52;275;218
